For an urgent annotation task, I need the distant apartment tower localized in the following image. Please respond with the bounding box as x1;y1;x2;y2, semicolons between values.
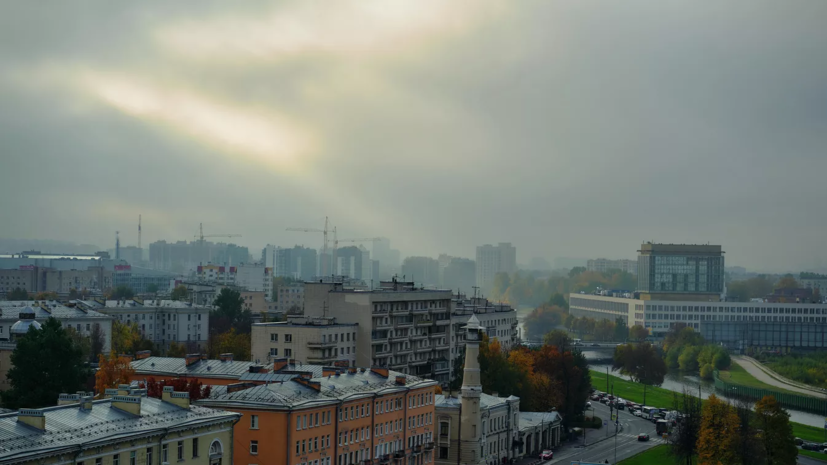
401;257;440;288
275;245;318;280
441;257;476;296
637;243;725;301
587;258;637;274
475;243;517;291
336;246;372;282
373;237;401;280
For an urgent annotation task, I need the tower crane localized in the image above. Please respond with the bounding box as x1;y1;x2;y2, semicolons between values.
286;217;331;274
194;223;242;265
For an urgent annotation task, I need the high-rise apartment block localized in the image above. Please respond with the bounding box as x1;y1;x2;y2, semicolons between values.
401;257;440;288
637;243;725;301
276;245;318;280
475;243;516;292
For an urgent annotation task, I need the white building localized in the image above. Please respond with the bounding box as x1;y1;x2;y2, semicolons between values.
234;263;273;300
275;282;305;312
475;243;516;291
0;301;113;352
251;316;358;366
80;299;210;352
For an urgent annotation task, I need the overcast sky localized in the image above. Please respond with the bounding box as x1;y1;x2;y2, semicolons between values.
1;1;826;272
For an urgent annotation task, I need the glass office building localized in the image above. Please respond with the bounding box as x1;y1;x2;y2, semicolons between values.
637;243;724;296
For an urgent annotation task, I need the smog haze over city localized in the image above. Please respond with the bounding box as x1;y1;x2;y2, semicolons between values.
1;1;826;272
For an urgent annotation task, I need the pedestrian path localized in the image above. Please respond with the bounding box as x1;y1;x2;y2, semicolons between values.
732;356;827;399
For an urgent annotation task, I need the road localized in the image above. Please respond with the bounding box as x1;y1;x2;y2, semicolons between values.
732;356;827;399
545;400;663;465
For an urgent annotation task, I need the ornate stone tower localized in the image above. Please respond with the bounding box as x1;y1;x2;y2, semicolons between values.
460;315;484;465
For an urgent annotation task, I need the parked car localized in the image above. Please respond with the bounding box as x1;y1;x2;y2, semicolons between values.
540;450;553;460
591;343;600;347
637;434;650;442
600;398;609;404
616;403;625;410
632;410;643;417
590;395;600;401
802;443;822;451
793;438;803;446
586;402;592;408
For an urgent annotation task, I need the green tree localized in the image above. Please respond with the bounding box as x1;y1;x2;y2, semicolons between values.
775;274;799;290
671;387;703;465
146;283;159;294
68;288;80;300
1;317;91;409
547;292;568;310
167;341;187;358
727;275;775;302
6;287;30;300
629;324;649;341
479;335;520;397
613;317;629;341
754;396;797;465
568;266;586;278
208;329;251;360
524;305;566;340
448;352;465;391
678;345;702;372
65;326;92;362
613;342;667;385
108;285;134;300
542;329;571;351
212;288;252;334
111;320;140;354
90;323;106;362
170;285;188;301
34;291;59;300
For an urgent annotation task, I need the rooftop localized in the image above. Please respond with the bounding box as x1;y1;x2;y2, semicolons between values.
131;356;327;380
0;301;112;321
519;411;562;431
435;392;518;410
0;396;238;462
77;299;211;312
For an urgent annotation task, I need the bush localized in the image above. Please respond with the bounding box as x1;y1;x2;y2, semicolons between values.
700;364;714;380
678;345;701;372
713;350;731;370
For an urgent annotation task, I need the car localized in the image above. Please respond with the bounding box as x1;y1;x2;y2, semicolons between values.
586;402;592;408
616;403;625;410
632;410;643;417
794;438;804;446
637;434;650;442
803;443;822;451
591;343;600;347
590;395;600;401
600;398;609;404
539;450;553;460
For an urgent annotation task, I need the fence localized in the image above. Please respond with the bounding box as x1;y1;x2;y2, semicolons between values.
713;370;827;415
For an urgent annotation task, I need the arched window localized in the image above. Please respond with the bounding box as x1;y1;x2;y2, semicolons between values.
209;440;223;465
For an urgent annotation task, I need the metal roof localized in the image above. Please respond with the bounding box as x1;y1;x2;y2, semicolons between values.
0;397;239;462
519;411;562;432
239;372;298;382
0;302;112;321
435;393;515;410
131;356;257;378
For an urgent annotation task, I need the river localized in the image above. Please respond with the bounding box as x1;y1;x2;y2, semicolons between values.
589;361;825;428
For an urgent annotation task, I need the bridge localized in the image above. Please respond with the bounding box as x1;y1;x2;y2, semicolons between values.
520;341;617;361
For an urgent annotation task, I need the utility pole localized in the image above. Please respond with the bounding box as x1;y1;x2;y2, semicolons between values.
138;214;142;250
613;383;618;465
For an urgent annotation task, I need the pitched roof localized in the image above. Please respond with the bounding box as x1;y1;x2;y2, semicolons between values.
131;356;328;381
0;397;238;463
519;411;562;432
0;302;112;321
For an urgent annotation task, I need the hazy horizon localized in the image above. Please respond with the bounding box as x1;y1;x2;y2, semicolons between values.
2;1;826;272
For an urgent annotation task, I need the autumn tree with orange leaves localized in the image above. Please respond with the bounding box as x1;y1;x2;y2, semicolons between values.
697;395;740;465
95;352;136;395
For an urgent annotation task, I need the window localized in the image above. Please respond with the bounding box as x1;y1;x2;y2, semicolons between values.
251;414;259;429
251;440;259;455
297;416;302;430
96;459;102;465
192;438;198;457
271;333;279;342
146;447;153;465
162;444;168;463
270;348;278;356
285;334;293;342
178;441;184;461
130;451;136;465
113;454;120;465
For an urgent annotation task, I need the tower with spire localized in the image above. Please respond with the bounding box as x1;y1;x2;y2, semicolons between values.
460;314;485;465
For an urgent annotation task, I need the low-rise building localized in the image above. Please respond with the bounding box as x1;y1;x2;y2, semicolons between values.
275;282;305;313
0;302;113;352
0;267;113;296
0;386;239;465
800;273;827;296
251;316;358;366
586;258;637;275
80;299;210;352
197;365;438;465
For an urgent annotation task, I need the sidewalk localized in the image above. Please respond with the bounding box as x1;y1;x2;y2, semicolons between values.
514;427;619;465
732;356;827;399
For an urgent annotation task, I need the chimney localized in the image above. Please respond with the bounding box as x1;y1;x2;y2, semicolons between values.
104;388;119;398
248;365;263;373
322;367;338;377
395;375;407;385
162;386;174;402
371;367;389;378
80;396;93;411
273;358;288;372
219;353;234;362
117;384;131;396
58;393;80;405
112;395;142;415
17;409;45;430
348;367;357;375
295;378;321;391
169;392;190;409
135;350;151;360
186;353;201;366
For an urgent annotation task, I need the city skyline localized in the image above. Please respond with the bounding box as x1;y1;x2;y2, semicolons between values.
2;1;826;273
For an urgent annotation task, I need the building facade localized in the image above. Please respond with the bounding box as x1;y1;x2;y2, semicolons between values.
235;264;273;300
275;246;318;280
401;257;440;289
251;316;358;366
441;258;476;297
197;366;438;465
799;273;827;296
449;297;518;380
0;387;239;465
637;243;725;301
475;244;516;292
586;258;637;275
0;302;113;352
569;293;827;350
304;280;453;384
0;267;113;296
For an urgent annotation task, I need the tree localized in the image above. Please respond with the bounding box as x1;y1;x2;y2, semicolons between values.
670;387;703;465
95;352;136;395
524;305;566;340
542;329;571;351
6;287;29;300
754;396;797;465
568;267;586;278
613;342;667;385
143;377;211;401
65;326;92;362
697;395;740;465
35;291;59;300
448;351;465;391
594;319;615;341
547;293;568;310
734;398;765;465
1;317;91;409
479;336;520;397
212;288;252;334
68;288;80;300
108;285;135;300
534;344;591;430
775;274;799;290
678;345;702;372
90;324;106;362
727;275;776;302
146;283;159;294
208;328;251;360
167;341;187;357
171;285;188;301
613;317;628;341
111;320;140;354
629;325;649;341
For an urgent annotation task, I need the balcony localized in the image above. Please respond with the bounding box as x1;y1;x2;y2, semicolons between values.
412;306;429;314
391;308;411;316
429;332;446;339
410;333;427;341
413;445;422;454
307;341;337;349
394;451;405;459
435;318;451;326
434;365;450;374
415;319;433;327
410;359;429;366
395;347;413;355
307;354;338;364
379;455;390;464
424;442;434;451
414;345;432;353
372;338;388;345
395;320;413;328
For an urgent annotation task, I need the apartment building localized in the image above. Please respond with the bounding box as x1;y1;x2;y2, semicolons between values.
81;299;210;351
304;280;453;384
586;258;637;274
235;264;273;300
0;386;239;465
0;302;113;351
449;296;518;376
251;316;358;366
0;267;113;295
276;282;305;313
475;243;516;292
197;365;438;465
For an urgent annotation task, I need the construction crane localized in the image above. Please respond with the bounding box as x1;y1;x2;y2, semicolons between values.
286;217;331;274
194;223;242;243
337;237;383;245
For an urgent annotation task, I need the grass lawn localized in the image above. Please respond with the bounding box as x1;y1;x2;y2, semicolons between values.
590;370;684;408
718;360;799;395
590;369;824;443
617;445;672;465
799;449;827;462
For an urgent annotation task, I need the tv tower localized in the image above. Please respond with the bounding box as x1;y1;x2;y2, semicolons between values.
115;231;120;260
138;214;142;249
